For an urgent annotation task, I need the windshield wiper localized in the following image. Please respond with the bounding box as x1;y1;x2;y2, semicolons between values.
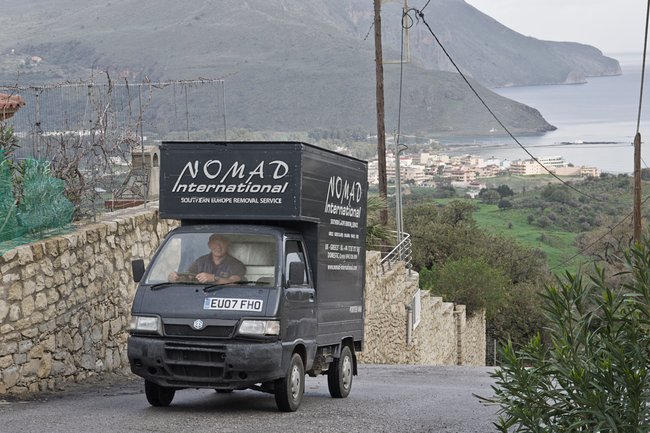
151;281;203;290
203;281;260;292
203;283;228;293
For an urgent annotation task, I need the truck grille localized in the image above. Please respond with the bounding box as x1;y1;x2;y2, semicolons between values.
164;324;234;338
164;342;226;380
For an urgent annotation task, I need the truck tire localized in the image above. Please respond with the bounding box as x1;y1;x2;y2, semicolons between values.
144;380;175;407
274;352;304;412
328;345;353;398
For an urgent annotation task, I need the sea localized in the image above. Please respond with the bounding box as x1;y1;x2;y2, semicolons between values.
439;52;650;174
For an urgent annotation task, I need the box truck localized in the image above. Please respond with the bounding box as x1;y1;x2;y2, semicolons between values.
128;141;367;411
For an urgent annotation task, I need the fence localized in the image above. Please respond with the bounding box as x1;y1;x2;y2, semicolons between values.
1;77;226;220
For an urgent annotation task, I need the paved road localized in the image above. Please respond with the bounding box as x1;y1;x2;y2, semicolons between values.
0;365;499;433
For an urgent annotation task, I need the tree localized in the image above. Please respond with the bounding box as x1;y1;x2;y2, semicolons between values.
480;189;501;204
497;199;512;210
423;257;509;318
496;184;514;197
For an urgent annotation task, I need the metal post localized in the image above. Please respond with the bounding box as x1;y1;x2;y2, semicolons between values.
138;86;147;208
395;135;403;245
405;304;413;345
222;81;227;141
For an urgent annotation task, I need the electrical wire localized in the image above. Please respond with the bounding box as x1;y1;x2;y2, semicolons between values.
550;194;650;271
403;5;650;270
636;0;650;135
404;7;603;203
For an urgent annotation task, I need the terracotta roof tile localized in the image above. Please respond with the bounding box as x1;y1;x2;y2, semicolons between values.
0;93;26;120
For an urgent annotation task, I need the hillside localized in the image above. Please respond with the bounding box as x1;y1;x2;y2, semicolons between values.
0;0;617;135
374;0;621;87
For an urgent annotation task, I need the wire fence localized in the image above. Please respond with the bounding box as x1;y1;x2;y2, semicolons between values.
1;76;226;221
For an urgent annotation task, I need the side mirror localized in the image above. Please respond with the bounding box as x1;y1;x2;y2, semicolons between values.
288;262;305;286
132;259;145;283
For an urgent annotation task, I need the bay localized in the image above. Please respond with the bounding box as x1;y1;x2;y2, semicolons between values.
439;53;650;174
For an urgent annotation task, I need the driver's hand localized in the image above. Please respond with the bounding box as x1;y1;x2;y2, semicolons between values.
196;272;216;283
168;272;179;282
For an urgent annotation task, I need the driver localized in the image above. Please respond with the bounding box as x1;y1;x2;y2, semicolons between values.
169;234;246;284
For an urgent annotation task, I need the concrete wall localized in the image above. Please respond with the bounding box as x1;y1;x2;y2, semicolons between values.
0;206;484;396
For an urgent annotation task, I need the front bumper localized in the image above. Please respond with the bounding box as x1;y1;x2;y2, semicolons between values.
128;336;285;389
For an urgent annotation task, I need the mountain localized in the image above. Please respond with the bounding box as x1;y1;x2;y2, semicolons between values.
0;0;616;136
374;0;622;87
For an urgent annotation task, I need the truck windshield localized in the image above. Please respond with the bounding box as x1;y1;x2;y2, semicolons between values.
145;232;277;286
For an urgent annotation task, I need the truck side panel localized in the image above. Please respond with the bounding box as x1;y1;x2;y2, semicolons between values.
300;147;367;346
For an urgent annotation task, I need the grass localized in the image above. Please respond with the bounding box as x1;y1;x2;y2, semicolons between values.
428;197;584;273
472;204;582;274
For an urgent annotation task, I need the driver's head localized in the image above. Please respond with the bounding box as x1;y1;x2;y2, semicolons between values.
208;234;229;258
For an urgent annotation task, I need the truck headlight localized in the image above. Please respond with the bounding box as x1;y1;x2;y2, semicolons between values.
238;319;280;336
129;316;162;334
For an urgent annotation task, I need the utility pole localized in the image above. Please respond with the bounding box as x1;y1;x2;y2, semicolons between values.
374;0;388;225
634;132;642;243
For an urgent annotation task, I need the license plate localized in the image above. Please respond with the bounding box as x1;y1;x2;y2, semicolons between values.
204;297;263;312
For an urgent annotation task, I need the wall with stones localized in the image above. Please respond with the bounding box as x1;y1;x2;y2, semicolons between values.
0;206;178;395
358;251;485;366
0;207;484;396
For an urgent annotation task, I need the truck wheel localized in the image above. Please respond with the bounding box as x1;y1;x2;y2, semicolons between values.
274;353;304;412
328;345;353;398
144;380;175;407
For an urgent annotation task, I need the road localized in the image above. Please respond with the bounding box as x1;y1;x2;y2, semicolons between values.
0;365;500;433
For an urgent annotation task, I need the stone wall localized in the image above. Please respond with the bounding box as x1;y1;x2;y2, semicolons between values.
0;206;177;395
0;206;484;396
358;251;485;366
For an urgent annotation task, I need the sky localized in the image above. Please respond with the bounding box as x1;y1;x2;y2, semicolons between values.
464;0;646;56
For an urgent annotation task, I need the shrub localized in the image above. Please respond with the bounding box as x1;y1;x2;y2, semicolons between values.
483;238;650;432
423;257;509;318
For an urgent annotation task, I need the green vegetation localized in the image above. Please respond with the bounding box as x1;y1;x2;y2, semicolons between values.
405;201;549;346
401;173;650;349
472;204;581;273
0;124;74;244
485;239;650;432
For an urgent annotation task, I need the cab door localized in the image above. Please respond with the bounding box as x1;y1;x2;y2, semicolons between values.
282;238;317;345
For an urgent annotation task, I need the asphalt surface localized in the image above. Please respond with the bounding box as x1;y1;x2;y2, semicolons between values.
0;365;500;433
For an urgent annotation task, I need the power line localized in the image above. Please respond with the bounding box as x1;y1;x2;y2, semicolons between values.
636;0;650;135
404;7;603;203
550;194;650;271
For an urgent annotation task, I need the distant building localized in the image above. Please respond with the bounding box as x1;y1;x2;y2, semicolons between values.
580;166;601;177
509;159;544;175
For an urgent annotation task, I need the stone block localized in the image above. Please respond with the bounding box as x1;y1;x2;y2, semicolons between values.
37;353;52;378
0;355;12;369
20;295;34;317
1;324;15;334
21;358;40;376
1;248;17;263
2;271;20;285
73;333;83;351
7;282;22;301
18;339;34;354
0;300;8;322
35;292;48;311
20;327;38;339
7;303;20;322
16;245;34;265
43;238;60;257
2;366;20;388
51;360;66;375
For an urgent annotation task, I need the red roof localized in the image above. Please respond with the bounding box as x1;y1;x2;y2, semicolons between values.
0;93;26;120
